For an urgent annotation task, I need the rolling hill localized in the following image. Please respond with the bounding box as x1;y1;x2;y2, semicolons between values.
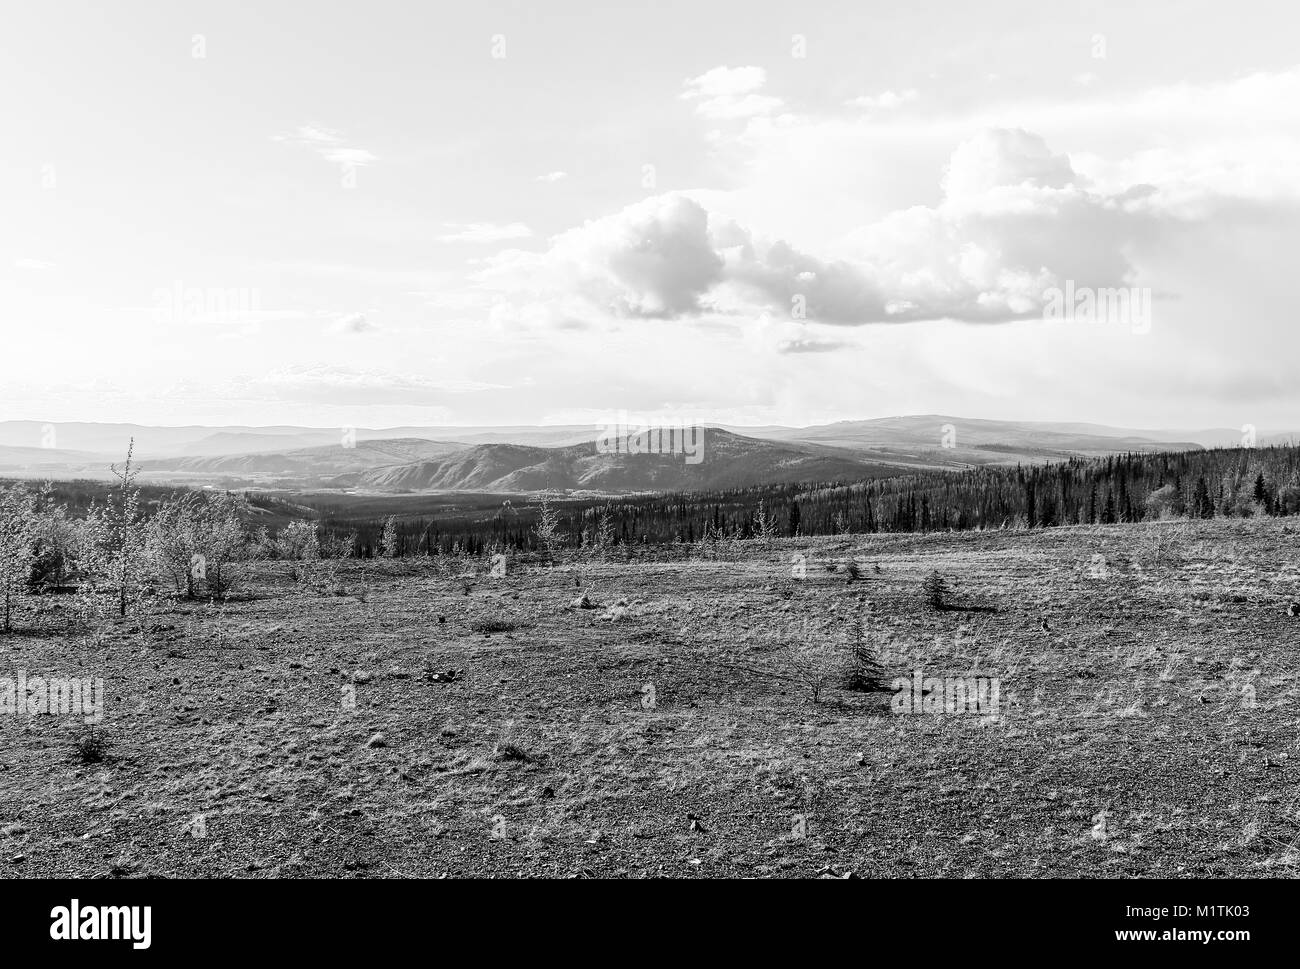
139;438;470;476
338;429;896;493
742;414;1208;461
0;445;110;470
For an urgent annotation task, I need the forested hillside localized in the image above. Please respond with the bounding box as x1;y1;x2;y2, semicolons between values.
286;445;1300;556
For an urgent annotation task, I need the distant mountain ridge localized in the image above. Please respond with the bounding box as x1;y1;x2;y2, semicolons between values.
1;416;1295;493
743;415;1211;462
336;429;893;493
140;438;469;475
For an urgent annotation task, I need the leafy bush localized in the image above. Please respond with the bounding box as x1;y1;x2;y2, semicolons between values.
1144;483;1185;520
274;520;321;561
150;491;259;600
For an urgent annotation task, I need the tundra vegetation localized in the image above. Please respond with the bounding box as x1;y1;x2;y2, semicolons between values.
0;445;1298;877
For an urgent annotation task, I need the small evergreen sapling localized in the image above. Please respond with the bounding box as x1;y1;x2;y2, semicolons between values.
922;570;949;610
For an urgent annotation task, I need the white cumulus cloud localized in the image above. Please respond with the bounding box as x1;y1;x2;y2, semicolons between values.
682;66;783;120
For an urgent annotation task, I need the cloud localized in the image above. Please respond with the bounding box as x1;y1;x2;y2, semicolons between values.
941;127;1077;203
477;191;894;326
479;194;724;321
266;261;449;289
836;128;1144;322
327;68;1300;343
244;366;502;405
13;258;55;271
320;147;379;166
681;66;782;119
535;171;568;182
414;290;493;312
711;222;893;324
438;222;533;243
284;125;341;145
332;312;375;334
776;335;849;354
965;67;1300;218
847;88;919;111
275;125;378;167
478;126;1149;329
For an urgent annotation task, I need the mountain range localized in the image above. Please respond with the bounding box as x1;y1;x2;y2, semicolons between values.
0;416;1294;495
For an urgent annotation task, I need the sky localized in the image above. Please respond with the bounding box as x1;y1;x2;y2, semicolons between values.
1;0;1298;431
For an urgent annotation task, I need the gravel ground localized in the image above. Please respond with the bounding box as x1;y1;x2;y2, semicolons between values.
2;518;1298;878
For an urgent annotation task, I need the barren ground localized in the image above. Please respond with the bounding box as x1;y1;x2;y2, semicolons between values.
3;519;1299;878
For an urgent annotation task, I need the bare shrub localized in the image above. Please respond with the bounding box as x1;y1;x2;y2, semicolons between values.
150;492;205;598
787;640;841;704
275;519;321;560
79;441;154;623
586;508;616;561
199;493;259;598
75;727;110;764
0;483;40;631
533;491;565;559
320;529;356;560
30;486;79;591
695;520;725;561
379;515;400;558
726;523;748;561
273;520;343;593
470;617;516;634
753;499;777;547
1135;523;1189;571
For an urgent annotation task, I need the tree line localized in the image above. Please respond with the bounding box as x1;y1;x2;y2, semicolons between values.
282;445;1300;555
5;446;1298;613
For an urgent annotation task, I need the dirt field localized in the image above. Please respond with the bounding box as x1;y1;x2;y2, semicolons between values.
3;519;1298;878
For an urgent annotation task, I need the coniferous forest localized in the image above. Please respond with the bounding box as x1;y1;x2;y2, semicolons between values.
276;445;1300;557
